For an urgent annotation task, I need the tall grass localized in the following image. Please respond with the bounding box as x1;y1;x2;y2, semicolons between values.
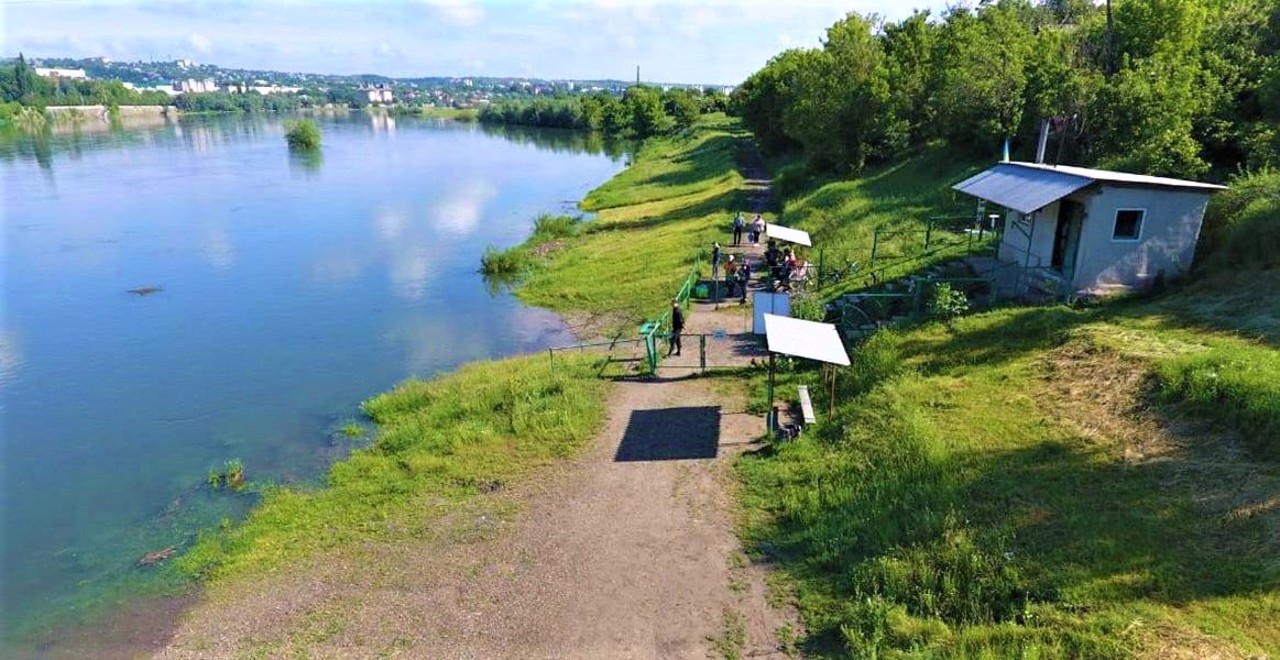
1157;347;1280;459
479;213;584;277
177;354;608;580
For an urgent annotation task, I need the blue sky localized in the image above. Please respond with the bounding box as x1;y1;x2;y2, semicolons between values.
1;0;954;85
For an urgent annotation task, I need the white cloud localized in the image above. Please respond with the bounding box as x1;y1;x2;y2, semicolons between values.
421;0;485;27
188;32;212;54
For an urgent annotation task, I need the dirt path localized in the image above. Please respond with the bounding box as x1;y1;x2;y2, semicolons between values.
156;370;793;659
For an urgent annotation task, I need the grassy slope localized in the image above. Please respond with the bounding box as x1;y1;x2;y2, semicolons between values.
178;355;608;580
781;149;989;296
737;152;1280;657
510;115;757;326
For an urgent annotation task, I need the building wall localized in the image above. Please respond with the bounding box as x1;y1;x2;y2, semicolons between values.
998;200;1061;269
1072;185;1211;291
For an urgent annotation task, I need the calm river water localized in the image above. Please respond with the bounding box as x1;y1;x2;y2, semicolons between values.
0;112;625;646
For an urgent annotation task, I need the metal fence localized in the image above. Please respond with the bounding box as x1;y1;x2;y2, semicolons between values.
814;215;1002;292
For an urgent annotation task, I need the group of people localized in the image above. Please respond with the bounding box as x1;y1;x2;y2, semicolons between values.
731;212;767;247
764;240;806;291
709;242;752;301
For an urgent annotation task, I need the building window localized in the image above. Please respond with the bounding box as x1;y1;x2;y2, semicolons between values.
1113;209;1144;241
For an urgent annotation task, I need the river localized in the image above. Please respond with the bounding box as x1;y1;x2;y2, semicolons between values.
0;111;626;649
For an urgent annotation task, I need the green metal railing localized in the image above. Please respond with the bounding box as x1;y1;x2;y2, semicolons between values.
548;254;705;379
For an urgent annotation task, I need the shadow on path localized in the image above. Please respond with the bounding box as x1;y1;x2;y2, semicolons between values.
615;406;721;462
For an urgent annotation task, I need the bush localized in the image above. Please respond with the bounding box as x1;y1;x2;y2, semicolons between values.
1199;170;1280;272
929;283;970;328
479;245;530;276
530;213;583;242
790;292;826;322
285;119;321;150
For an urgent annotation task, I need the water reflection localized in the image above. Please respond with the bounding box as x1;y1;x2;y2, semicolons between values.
434;179;497;237
2;108;624;648
477;122;629;159
288;147;324;175
1;114;630;169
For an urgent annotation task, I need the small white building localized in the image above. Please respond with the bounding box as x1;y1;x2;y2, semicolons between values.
954;162;1227;295
34;67;87;79
175;78;217;93
363;84;393;104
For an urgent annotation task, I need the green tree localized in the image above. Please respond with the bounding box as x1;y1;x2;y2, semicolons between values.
662;88;701;128
932;4;1035;151
623;85;673;137
783;13;900;172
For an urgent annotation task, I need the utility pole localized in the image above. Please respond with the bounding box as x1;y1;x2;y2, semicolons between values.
1105;0;1115;76
635;65;640;85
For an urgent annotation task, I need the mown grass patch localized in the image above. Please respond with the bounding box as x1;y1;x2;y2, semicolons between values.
779;147;987;279
177;354;609;580
737;302;1280;658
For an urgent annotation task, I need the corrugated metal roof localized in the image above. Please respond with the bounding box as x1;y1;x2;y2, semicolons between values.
1009;162;1228;191
953;161;1227;214
952;163;1093;214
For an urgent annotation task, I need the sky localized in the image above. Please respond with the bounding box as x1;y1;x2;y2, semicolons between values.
0;0;955;85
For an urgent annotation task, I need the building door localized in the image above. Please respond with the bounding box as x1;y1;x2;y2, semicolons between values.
1051;200;1084;280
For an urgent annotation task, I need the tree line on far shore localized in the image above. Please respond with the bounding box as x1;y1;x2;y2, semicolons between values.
478;86;730;138
732;0;1280;180
1;54;172;110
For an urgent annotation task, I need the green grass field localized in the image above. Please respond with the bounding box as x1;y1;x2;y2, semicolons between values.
177;354;609;581
510;114;762;327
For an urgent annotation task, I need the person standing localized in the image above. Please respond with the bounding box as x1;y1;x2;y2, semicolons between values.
711;242;722;280
669;299;684;356
752;214;766;245
732;212;745;246
724;255;739;297
738;259;751;303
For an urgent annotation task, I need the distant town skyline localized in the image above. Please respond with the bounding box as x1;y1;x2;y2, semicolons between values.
2;0;955;86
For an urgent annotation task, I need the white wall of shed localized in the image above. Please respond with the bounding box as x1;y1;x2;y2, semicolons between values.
1072;186;1211;291
998;203;1060;268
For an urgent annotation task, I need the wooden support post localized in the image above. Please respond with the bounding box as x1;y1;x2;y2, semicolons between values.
766;352;776;435
699;334;707;373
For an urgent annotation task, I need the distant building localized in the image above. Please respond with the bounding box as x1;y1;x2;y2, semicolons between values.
362;84;393;104
222;82;301;95
34;67;88;79
175;78;217;93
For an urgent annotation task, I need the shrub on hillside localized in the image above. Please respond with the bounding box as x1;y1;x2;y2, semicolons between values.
1199;171;1280;271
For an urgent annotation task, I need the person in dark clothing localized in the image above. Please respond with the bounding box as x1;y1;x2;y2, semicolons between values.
669;299;684;356
710;242;722;279
737;260;751;303
732;212;745;246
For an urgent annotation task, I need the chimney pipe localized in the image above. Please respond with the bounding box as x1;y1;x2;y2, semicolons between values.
1035;119;1050;164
